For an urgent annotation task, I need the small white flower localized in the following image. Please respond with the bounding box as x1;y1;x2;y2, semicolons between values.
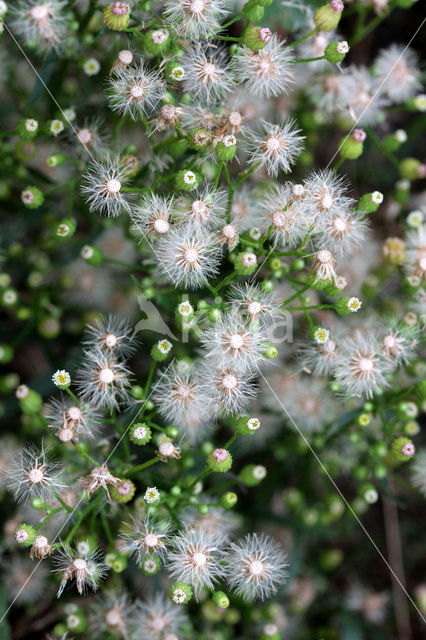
247;418;260;431
314;327;330;344
83;58;101;76
347;297;362;312
407;210;423;228
372;190;383;204
178;301;193;317
52;369;71;387
336;40;349;54
144;486;160;504
50;119;64;136
158;339;172;355
25;118;38;132
414;94;426;111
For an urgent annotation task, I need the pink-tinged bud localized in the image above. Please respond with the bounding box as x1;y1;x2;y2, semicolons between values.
402;442;415;456
330;0;344;11
212;448;228;462
259;27;272;43
21;190;34;204
112;1;128;14
353;128;366;142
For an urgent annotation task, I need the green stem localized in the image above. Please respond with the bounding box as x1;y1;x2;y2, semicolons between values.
285;304;335;311
63;499;99;546
287;28;317;49
144;361;156;396
281;284;311;307
291;56;325;63
35;507;64;530
125;456;160;476
213;162;224;191
101;511;113;544
219;12;244;31
366;126;399;169
53;493;73;512
224;433;239;449
186;467;212;493
212;35;241;42
333;156;345;172
235;162;261;187
214;270;237;294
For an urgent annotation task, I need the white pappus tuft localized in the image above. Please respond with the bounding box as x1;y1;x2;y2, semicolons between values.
11;0;68;53
243;119;305;177
130;193;174;240
174;186;227;229
156;224;222;289
166;526;227;597
45;395;101;442
333;331;391;399
120;516;171;564
6;443;66;503
81;157;133;218
130;593;188;640
77;347;132;410
83;314;138;358
163;0;229;41
232;35;295;99
223;533;288;601
107;61;165;120
181;44;234;103
152;363;213;441
53;546;108;597
199;311;267;373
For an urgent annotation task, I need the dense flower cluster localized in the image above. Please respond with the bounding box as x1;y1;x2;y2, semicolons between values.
0;0;425;638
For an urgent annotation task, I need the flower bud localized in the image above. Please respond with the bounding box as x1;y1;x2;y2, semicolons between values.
390;437;415;464
243;2;264;22
207;448;233;472
165;61;185;82
234;252;257;275
16;118;38;140
130;423;152;445
220;491;238;509
151;339;173;361
55;218;76;240
141;553;162;575
335;296;362;315
189;128;211;151
143;28;170;54
239;463;266;486
47;153;65;167
212;591;230;608
175;169;200;191
243;26;272;52
359;191;383;213
15;523;36;546
314;0;344;32
324;40;349;64
19;389;43;414
80;245;104;265
232;415;261;436
111;479;135;503
399;157;422;180
339;129;366;160
103;2;130;31
215;134;237;161
169;581;193;605
21;186;44;209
